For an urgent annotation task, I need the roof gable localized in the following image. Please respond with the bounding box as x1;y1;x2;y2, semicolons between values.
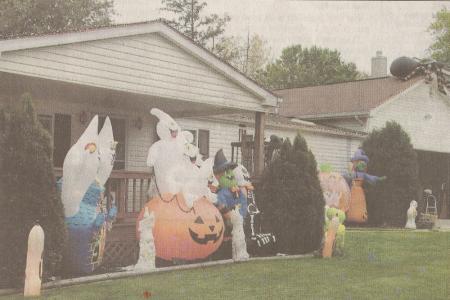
0;21;279;108
274;76;424;119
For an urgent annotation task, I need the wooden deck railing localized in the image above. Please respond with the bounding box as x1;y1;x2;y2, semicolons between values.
54;168;152;223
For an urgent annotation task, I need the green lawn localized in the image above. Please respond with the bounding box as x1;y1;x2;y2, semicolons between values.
3;231;449;300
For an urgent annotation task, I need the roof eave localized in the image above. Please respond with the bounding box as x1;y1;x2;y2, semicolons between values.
0;21;278;107
284;111;370;120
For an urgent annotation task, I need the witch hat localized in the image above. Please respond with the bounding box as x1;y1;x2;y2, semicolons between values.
351;148;369;163
213;149;237;174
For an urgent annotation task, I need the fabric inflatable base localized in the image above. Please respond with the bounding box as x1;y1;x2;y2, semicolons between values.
60;182;107;275
346;179;368;223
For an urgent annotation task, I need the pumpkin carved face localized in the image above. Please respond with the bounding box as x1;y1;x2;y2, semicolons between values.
137;193;224;261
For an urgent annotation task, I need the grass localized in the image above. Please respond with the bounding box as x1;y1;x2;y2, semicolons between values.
3;231;449;300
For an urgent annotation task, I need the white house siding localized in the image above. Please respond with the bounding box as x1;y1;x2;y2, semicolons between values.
368;82;450;154
0;33;265;112
177;117;364;174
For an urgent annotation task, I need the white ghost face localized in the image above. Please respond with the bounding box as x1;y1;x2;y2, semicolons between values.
151;108;181;141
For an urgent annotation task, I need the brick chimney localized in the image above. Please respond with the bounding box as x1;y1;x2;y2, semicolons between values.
371;50;387;78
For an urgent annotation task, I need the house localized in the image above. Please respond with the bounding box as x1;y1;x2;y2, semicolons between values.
0;20;366;266
275;70;450;220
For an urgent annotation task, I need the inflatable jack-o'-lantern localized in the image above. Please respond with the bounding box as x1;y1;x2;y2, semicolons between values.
137;193;224;261
319;172;351;212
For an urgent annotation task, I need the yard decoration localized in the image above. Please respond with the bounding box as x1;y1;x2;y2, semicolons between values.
137;194;224;261
405;200;418;229
146;108;185;196
24;223;44;297
320;207;346;258
214;150;247;218
61;115;99;217
134;207;156;270
231;163;253;261
318;170;351;212
230;208;249;261
60;115;117;274
390;56;450;95
345;148;386;223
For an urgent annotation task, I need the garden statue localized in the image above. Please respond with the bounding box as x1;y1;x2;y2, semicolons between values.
405;200;418;229
60;116;117;274
24;223;44;297
134;207;156;270
345;148;386;223
146;108;184;196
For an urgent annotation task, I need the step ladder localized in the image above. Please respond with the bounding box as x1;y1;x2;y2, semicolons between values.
424;189;438;215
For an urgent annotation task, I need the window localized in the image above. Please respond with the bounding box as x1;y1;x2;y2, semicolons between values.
183;129;209;158
198;129;210;158
38;115;53;136
53;114;72;168
99;116;126;170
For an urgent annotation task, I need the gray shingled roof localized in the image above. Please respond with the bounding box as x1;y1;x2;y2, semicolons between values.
274;76;424;119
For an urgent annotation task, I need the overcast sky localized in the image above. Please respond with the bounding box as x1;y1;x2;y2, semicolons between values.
113;1;449;74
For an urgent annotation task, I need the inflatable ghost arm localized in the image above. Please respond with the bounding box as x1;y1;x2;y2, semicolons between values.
62;115;100;217
97;117;116;186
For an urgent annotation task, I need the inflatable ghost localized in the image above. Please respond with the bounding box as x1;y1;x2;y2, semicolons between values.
97;117;117;186
147;109;184;195
60;116;117;274
62;115;100;217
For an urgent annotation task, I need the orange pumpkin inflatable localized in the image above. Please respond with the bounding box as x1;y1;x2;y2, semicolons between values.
319;172;351;212
346;179;368;223
137;193;224;261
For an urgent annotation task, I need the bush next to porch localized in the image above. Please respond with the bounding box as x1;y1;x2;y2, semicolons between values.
362;121;420;227
257;133;324;254
0;94;66;288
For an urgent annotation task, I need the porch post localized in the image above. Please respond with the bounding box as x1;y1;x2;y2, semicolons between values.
254;111;266;177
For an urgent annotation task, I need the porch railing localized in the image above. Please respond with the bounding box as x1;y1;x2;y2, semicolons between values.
54;168;152;223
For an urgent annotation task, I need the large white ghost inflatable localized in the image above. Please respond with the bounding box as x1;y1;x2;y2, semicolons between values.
97;117;116;186
146;109;184;195
62;115;100;217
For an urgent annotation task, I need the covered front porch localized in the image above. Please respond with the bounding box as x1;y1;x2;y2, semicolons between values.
0;21;279;268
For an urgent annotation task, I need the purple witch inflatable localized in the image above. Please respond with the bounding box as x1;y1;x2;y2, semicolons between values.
345;148;386;223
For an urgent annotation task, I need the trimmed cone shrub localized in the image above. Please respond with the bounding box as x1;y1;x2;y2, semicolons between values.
0;94;66;288
362;121;420;227
258;133;324;254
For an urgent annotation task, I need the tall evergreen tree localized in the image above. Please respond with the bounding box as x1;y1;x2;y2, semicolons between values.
362;121;420;227
0;94;66;288
258;133;324;254
160;0;230;48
